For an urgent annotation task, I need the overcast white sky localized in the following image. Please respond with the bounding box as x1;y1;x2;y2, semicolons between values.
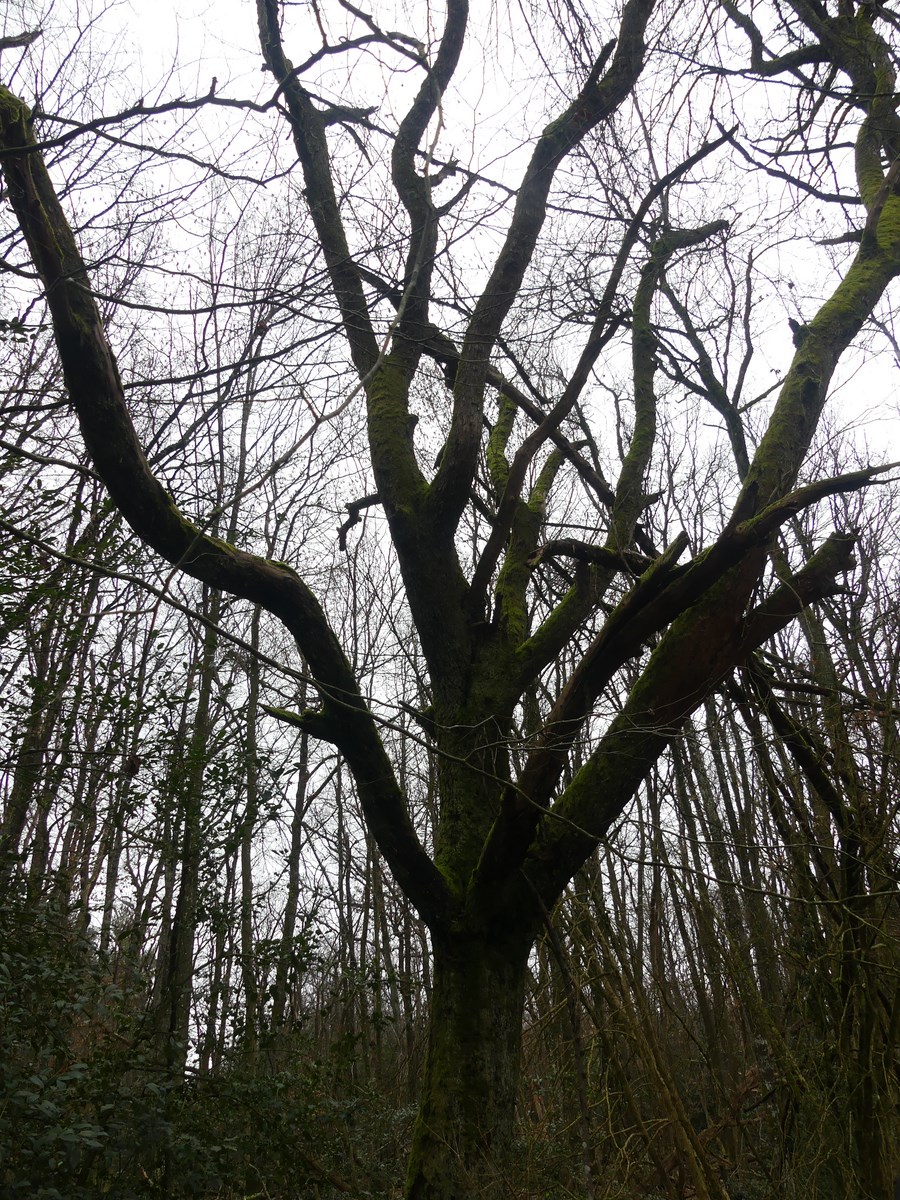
2;0;898;463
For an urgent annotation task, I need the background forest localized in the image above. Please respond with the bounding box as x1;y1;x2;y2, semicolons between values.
2;0;900;1197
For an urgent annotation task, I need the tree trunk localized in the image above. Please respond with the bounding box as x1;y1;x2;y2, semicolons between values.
405;932;530;1200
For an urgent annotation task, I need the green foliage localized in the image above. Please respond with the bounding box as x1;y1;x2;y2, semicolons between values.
0;891;410;1197
0;892;162;1196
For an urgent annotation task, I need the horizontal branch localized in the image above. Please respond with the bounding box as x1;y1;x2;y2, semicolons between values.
529;539;649;574
338;493;381;551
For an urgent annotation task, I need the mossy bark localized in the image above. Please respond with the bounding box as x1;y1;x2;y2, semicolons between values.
405;933;530;1200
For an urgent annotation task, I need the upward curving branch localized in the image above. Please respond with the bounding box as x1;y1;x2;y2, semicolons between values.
427;0;658;539
389;0;468;376
256;0;380;381
0;85;452;930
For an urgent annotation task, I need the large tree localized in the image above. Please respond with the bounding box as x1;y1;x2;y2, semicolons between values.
2;0;900;1194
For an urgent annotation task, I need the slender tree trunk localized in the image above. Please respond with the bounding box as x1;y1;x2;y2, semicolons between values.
153;600;218;1071
165;616;216;1071
405;932;530;1200
239;608;262;1056
0;622;60;883
270;730;310;1030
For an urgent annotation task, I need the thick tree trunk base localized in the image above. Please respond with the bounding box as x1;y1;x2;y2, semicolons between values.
405;934;530;1200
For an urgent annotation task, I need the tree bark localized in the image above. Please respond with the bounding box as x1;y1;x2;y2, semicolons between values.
405;932;530;1200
